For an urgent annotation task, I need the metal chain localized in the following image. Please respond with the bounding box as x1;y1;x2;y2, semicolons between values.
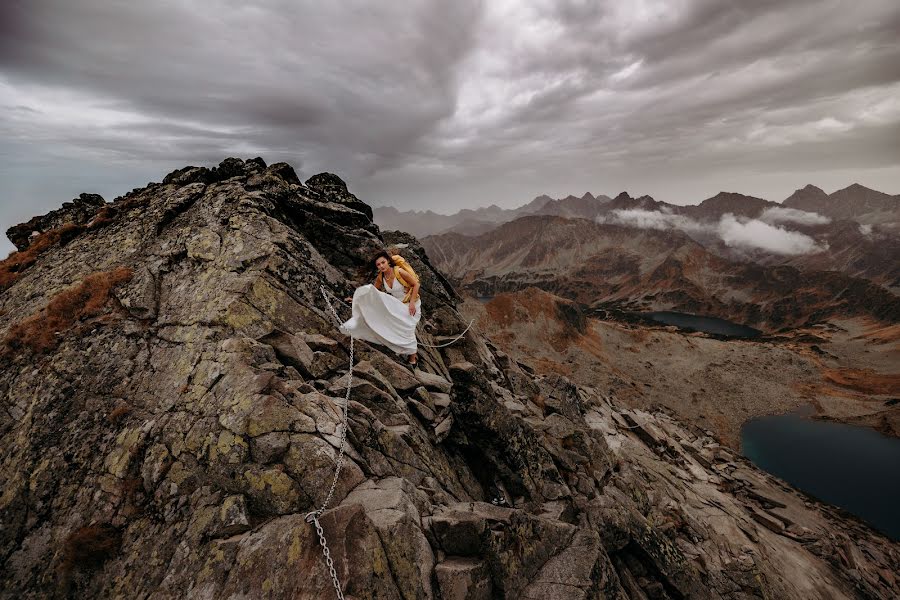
304;285;353;600
306;284;470;598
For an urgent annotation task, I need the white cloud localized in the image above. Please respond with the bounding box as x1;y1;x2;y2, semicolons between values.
600;208;711;232
718;213;826;255
598;208;829;255
759;206;831;225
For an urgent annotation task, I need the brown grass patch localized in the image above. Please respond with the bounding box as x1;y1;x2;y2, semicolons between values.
575;329;605;360
822;368;900;396
853;322;900;345
106;402;131;424
3;266;133;354
484;294;518;328
59;523;121;577
87;205;118;229
791;381;858;401
0;223;85;291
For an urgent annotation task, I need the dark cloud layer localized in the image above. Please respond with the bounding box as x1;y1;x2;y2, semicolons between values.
2;0;899;254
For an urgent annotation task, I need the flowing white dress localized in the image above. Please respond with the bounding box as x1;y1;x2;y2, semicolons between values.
339;276;421;355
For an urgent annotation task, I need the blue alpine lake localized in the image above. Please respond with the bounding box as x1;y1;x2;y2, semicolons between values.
644;311;761;338
741;412;900;541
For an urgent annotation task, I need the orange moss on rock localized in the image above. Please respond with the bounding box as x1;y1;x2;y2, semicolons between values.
86;205;118;229
3;266;133;354
0;222;85;291
59;523;121;577
106;402;132;424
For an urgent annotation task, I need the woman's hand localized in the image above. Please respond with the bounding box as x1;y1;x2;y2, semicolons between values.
408;303;417;316
344;296;352;303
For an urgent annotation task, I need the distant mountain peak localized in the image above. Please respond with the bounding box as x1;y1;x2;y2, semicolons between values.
783;185;827;206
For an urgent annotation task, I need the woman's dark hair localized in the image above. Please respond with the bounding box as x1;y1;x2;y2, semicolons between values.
371;250;395;272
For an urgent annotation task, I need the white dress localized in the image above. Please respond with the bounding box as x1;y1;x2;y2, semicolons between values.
339;276;421;355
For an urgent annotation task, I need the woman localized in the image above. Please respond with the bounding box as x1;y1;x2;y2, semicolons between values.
340;250;421;365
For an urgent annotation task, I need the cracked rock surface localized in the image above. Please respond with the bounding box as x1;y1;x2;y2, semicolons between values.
1;157;897;599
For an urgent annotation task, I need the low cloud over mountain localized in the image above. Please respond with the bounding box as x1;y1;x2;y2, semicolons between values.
598;206;828;255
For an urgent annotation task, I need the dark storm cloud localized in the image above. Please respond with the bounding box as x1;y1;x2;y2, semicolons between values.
1;0;481;172
2;0;899;256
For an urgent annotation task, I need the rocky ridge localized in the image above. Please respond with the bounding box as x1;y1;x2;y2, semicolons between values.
1;158;897;599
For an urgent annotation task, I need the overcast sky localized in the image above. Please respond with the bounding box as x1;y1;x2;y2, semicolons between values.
2;0;899;254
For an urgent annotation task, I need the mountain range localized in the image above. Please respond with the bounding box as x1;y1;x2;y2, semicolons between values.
421;216;900;332
378;184;900;293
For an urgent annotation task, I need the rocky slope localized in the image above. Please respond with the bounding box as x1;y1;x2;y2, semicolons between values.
422;215;900;332
1;158;898;599
457;288;900;448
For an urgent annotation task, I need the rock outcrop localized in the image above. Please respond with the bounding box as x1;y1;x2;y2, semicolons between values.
5;192;107;252
1;158;897;599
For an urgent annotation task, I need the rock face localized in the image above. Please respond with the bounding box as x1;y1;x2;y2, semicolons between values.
5;192;106;252
1;158;897;599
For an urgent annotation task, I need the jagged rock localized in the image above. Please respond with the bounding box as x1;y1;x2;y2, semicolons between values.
301;332;338;352
435;557;492;600
249;431;291;463
372;353;421;392
434;414;453;441
414;368;452;393
408;398;436;422
259;330;316;377
429;505;489;556
1;158;897;600
521;528;618;600
216;494;251;537
413;386;437;411
351;360;401;400
342;477;434;599
305;172;374;221
6;192;106;251
430;392;452;409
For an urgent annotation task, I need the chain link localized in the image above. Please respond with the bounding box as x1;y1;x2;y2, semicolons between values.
304;285;353;600
306;284;469;598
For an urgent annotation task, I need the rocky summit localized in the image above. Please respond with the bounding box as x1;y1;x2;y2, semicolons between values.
1;158;897;599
